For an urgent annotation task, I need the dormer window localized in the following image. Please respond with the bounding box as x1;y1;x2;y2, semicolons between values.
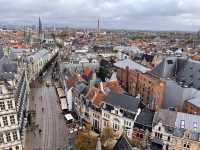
180;120;185;129
115;110;118;115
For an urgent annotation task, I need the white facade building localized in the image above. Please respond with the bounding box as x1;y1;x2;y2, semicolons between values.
0;83;22;150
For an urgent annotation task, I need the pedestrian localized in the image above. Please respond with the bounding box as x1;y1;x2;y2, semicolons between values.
39;129;42;135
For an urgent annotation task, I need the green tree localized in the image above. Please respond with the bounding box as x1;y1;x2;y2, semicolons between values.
98;67;110;81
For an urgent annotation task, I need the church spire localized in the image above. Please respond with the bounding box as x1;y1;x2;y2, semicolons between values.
38;17;42;41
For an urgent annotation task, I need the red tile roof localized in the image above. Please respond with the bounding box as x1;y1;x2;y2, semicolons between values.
83;67;93;77
102;80;121;94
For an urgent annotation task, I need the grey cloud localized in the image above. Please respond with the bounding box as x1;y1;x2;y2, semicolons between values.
0;0;200;31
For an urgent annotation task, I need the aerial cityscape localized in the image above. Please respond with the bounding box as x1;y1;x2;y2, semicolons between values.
1;0;200;150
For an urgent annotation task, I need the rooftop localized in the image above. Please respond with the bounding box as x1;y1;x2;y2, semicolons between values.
105;91;140;113
113;134;132;150
114;59;150;73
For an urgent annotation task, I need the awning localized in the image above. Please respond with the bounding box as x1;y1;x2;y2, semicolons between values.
60;98;68;110
65;114;74;121
56;87;65;98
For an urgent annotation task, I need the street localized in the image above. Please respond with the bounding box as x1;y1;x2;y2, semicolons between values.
24;67;69;150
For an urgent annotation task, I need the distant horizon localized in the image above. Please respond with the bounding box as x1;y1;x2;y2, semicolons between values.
0;21;198;33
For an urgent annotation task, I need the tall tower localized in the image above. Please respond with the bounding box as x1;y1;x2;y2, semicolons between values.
97;19;100;34
38;17;42;40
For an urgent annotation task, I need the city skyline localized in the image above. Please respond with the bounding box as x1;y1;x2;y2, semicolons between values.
1;0;200;31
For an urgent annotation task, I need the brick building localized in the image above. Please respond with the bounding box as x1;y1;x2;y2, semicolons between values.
114;59;165;110
137;73;165;110
116;66;139;96
114;59;150;96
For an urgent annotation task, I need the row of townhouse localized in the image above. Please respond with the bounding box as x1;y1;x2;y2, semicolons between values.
26;48;58;81
72;78;200;150
152;109;200;150
71;75;155;141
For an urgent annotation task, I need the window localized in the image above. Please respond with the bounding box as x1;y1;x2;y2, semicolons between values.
167;136;171;142
104;113;110;119
10;115;15;125
183;143;186;148
167;60;173;64
0;133;4;144
104;120;108;127
7;100;13;109
12;130;18;141
180;120;185;129
166;144;169;150
0;102;5;111
113;123;119;131
6;132;11;142
193;122;197;131
155;132;157;137
115;110;118;115
160;133;163;139
158;127;161;131
2;116;8;126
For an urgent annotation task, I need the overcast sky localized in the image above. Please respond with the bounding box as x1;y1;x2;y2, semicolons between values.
1;0;200;31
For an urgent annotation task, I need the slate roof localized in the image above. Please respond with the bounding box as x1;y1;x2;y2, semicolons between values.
153;109;177;128
175;112;200;133
74;82;88;94
0;56;17;80
187;90;200;107
151;57;200;90
27;49;49;63
176;59;200;90
114;59;150;73
113;134;132;150
105;91;140;113
136;108;155;128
